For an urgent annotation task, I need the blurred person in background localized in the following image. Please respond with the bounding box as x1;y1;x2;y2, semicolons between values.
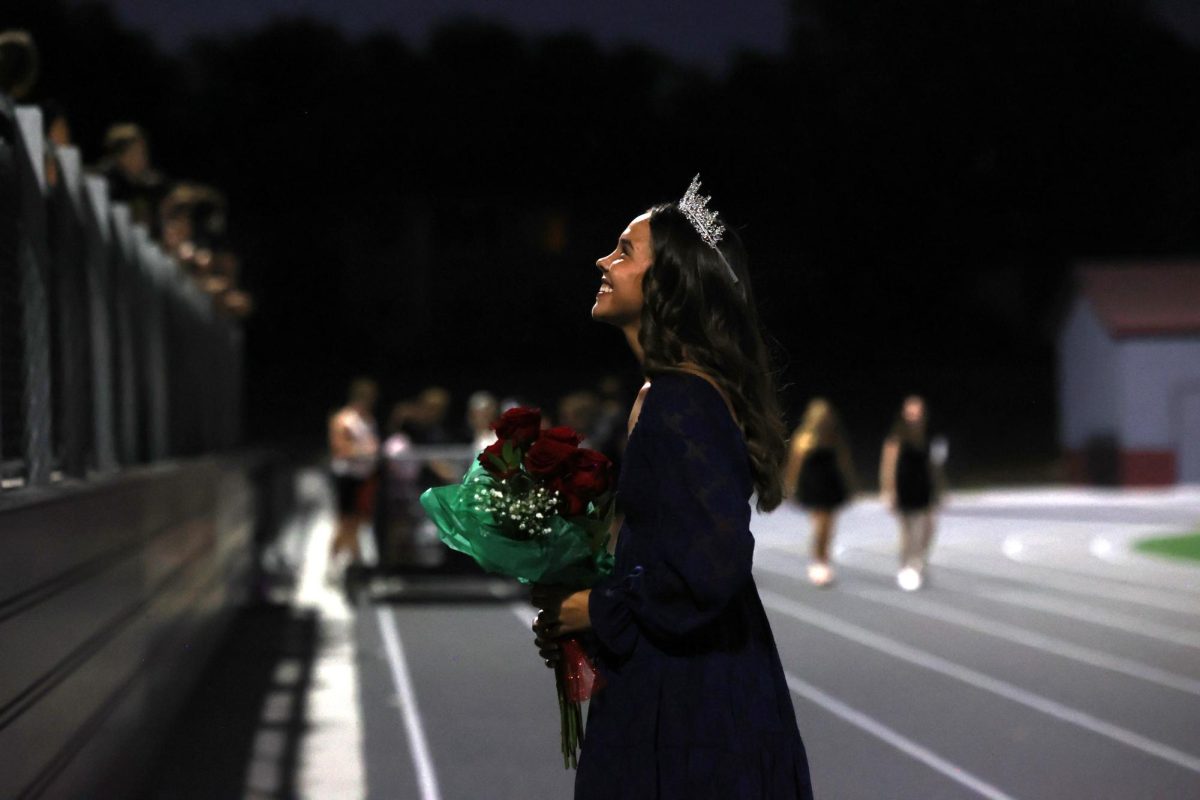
405;385;460;489
378;401;435;569
99;122;165;232
558;389;601;446
466;390;499;452
328;378;380;581
408;386;453;445
590;374;628;468
880;395;945;591
42;100;70;146
0;29;39;101
783;398;856;587
159;183;225;266
159;182;198;257
41;99;70;189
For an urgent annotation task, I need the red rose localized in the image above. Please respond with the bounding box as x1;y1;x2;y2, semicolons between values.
543;426;585;447
551;448;613;516
523;426;583;477
492;407;542;447
478;438;519;479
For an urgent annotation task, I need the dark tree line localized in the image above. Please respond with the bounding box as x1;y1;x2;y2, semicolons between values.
10;0;1200;460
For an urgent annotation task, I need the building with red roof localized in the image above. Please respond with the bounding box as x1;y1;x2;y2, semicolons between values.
1058;263;1200;485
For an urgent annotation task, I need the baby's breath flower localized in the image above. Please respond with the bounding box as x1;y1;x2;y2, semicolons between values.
466;472;561;539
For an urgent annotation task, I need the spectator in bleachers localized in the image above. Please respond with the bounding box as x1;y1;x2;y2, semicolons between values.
160;182;226;261
41;100;71;189
100;122;165;233
0;30;38;101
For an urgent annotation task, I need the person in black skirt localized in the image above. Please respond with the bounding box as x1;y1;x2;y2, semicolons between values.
784;398;857;586
879;395;945;591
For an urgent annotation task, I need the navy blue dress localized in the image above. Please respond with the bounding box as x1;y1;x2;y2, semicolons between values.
580;373;814;799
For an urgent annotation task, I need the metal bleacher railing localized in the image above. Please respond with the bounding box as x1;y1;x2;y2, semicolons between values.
0;93;242;491
0;93;269;799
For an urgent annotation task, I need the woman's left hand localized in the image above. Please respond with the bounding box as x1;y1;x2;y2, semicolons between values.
531;586;592;637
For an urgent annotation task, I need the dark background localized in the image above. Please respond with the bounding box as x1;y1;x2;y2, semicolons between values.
10;0;1200;481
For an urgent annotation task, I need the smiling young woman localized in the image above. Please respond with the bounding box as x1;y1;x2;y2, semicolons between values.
534;178;814;800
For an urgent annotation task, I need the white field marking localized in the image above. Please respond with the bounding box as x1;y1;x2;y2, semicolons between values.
937;486;1200;509
841;542;1200;617
987;534;1200;596
936;536;1200;598
506;599;1016;798
376;608;442;800
763;547;1200;652
1090;537;1116;561
977;589;1200;651
783;673;1018;800
759;589;1200;774
846;585;1200;697
1001;536;1024;559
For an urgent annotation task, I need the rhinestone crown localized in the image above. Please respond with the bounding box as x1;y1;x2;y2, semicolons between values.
678;174;738;284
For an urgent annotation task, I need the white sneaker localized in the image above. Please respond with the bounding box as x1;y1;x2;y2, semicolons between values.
897;567;922;592
807;562;835;587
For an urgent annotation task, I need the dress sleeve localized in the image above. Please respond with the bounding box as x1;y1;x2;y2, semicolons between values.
589;388;754;657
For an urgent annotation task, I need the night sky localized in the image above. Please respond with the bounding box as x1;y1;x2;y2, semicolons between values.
76;0;791;72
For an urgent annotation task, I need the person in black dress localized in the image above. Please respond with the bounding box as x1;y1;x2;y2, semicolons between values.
784;398;856;586
879;395;944;591
532;178;814;799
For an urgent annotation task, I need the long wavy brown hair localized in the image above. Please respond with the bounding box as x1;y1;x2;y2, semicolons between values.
639;202;788;511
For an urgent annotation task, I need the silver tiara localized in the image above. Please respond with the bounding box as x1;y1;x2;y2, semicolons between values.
679;174;739;284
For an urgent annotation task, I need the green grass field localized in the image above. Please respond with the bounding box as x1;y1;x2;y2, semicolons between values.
1135;532;1200;563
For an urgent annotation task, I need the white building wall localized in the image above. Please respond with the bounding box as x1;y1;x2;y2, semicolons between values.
1116;337;1200;448
1058;298;1118;448
1179;392;1200;483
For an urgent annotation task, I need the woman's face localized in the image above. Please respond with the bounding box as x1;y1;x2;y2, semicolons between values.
593;212;653;328
902;398;926;427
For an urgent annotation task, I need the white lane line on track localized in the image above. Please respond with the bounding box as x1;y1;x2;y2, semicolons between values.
507;598;1015;798
833;543;1200;618
846;585;1200;697
376;607;442;800
978;588;1200;650
759;589;1200;774
769;546;1200;650
952;536;1200;597
757;556;1200;695
784;673;1018;800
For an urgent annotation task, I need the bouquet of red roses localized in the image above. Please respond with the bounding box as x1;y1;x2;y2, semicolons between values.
419;407;615;768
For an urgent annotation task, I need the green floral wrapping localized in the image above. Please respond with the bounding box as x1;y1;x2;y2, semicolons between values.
419;458;615;769
419;461;614;586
